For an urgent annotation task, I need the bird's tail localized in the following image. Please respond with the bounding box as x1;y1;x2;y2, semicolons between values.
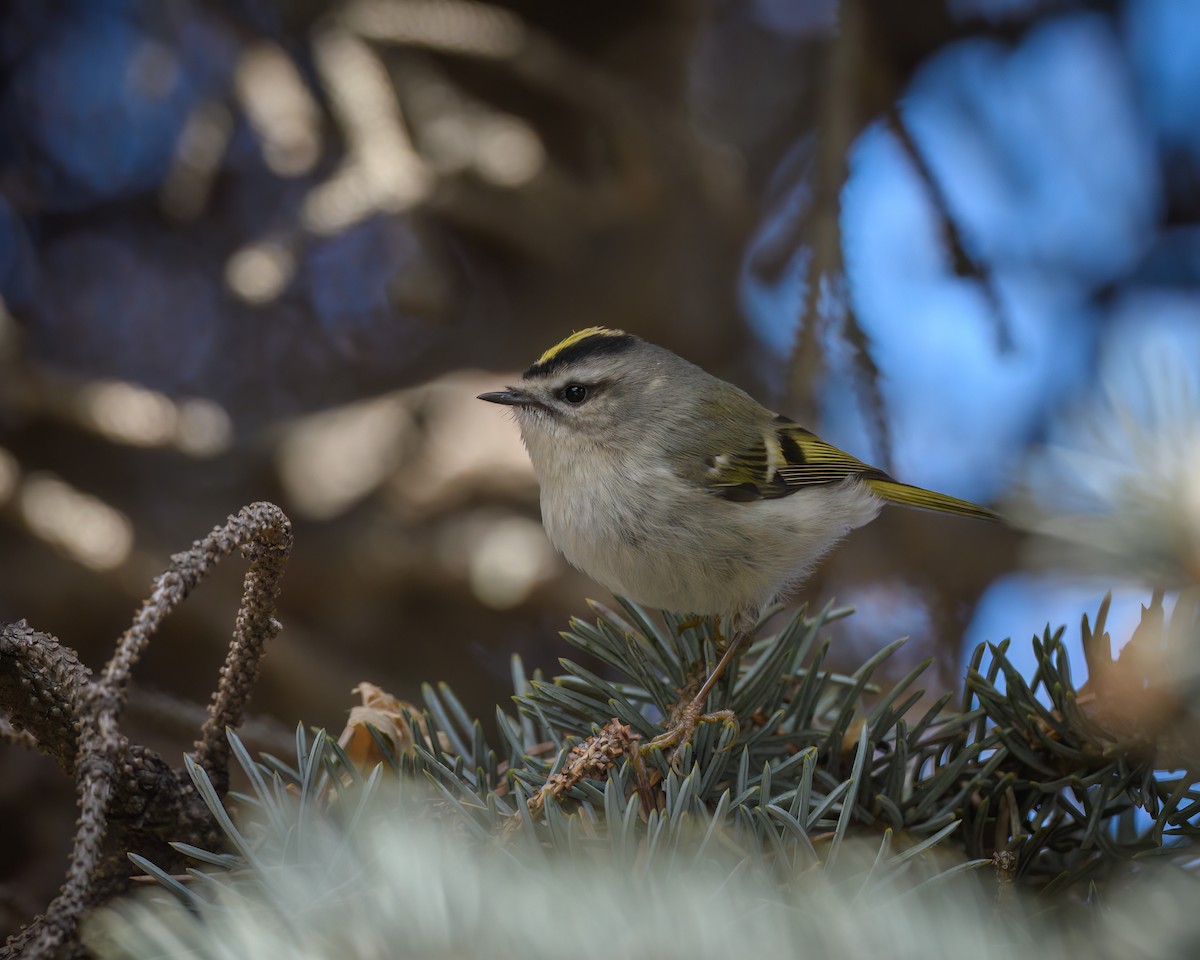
865;478;1002;523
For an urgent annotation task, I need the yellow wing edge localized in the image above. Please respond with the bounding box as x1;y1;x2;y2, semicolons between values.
865;478;1002;523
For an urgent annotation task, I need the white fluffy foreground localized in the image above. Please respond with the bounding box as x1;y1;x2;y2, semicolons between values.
84;811;1200;960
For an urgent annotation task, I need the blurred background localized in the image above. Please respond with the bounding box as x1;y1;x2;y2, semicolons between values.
2;0;1199;936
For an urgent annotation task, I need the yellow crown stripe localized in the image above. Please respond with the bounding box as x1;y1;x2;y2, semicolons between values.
535;327;626;366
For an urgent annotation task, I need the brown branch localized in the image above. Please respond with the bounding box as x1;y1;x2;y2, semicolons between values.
504;719;642;840
1;502;293;960
0;717;37;751
0;622;92;772
193;502;293;787
885;105;1013;352
793;0;892;469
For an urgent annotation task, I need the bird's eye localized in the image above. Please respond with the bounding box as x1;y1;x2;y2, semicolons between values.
561;384;589;404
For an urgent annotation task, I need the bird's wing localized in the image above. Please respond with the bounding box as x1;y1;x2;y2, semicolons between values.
704;416;883;503
705;415;1000;521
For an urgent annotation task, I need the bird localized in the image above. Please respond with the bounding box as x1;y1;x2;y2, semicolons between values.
479;327;999;756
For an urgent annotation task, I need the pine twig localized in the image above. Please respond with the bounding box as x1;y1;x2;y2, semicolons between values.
1;502;293;960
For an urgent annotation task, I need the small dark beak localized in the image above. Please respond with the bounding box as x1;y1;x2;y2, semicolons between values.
477;387;533;407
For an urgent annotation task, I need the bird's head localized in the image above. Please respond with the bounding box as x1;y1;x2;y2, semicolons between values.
478;327;677;463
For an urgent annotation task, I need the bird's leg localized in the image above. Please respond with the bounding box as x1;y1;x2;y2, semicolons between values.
640;622;746;765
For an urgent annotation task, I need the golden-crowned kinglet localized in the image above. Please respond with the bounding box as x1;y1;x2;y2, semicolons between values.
480;327;998;754
480;326;997;617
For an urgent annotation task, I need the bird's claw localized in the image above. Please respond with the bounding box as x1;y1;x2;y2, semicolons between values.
639;705;738;768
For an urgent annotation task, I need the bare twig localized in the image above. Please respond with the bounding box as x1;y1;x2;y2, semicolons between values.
992;850;1018;905
885;105;1013;351
532;719;639;813
794;0;892;468
1;502;293;959
193;502;293;786
0;717;37;751
0;621;93;772
505;719;640;839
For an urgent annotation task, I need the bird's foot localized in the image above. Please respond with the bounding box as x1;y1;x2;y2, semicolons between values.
639;700;737;768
